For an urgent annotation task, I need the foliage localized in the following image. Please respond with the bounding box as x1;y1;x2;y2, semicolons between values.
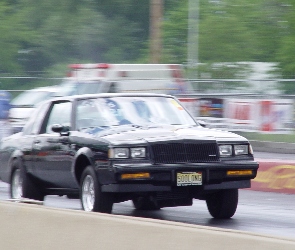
0;2;34;74
162;1;188;64
276;1;295;75
161;0;295;93
0;0;295;92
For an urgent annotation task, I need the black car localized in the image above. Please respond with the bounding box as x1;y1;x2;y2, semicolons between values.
0;93;258;218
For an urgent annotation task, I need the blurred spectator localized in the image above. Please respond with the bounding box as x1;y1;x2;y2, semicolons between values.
0;90;12;140
0;90;11;119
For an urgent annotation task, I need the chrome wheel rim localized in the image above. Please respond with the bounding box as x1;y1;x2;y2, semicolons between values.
11;169;22;199
82;175;95;212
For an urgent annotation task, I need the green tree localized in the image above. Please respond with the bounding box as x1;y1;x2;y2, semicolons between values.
162;1;188;63
2;0;295;93
162;0;258;64
276;1;295;78
8;0;144;76
0;2;34;74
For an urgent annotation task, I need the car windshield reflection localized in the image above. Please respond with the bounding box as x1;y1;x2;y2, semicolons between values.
76;96;196;132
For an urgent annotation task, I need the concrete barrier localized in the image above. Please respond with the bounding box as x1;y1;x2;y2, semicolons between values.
250;140;295;154
0;201;294;250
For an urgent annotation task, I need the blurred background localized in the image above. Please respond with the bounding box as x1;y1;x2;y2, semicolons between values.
1;0;295;142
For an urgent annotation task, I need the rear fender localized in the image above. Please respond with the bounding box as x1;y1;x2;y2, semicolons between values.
6;150;23;183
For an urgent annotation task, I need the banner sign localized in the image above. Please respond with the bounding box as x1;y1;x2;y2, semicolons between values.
224;99;258;131
264;99;294;132
178;98;199;118
199;98;223;118
180;97;293;133
251;160;295;194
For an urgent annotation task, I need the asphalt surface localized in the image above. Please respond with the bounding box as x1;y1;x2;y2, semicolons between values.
0;180;294;240
0;150;294;240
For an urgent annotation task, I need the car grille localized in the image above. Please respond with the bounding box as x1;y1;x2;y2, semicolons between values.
151;142;219;164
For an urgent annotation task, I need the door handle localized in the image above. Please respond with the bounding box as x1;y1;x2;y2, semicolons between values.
46;137;68;143
59;137;69;144
47;138;59;143
33;140;40;144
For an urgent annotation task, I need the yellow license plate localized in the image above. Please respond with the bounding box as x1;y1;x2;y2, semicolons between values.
177;172;202;186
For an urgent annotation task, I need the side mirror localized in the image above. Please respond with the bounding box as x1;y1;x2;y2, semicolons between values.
197;120;206;128
51;124;63;133
51;124;70;135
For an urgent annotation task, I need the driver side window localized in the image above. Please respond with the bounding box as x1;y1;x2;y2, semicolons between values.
42;102;72;134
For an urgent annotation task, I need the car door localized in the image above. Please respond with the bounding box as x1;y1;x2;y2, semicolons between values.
11;101;51;177
32;101;77;188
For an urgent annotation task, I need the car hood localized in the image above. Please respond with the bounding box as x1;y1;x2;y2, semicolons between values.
91;125;247;145
9;107;35;119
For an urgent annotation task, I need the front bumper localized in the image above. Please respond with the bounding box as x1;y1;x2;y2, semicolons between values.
100;160;258;193
101;179;251;192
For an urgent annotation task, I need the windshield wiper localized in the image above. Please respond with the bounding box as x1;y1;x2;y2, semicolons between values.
109;124;143;129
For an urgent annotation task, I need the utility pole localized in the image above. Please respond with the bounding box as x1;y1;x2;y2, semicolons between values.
187;0;199;79
149;0;163;63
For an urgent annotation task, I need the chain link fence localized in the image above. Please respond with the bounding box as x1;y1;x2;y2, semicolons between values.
1;76;295;140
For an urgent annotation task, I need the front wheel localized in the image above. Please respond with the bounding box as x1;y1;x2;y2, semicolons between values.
206;189;238;219
80;166;113;213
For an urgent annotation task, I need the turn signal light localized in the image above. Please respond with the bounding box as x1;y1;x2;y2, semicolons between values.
121;173;150;180
227;170;253;176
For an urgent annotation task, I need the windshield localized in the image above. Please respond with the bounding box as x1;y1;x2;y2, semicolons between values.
76;96;196;131
57;80;103;96
11;90;55;106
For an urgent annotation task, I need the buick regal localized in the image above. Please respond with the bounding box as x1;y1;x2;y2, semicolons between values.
0;93;259;218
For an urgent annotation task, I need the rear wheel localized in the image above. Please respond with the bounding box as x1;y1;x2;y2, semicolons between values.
10;168;22;199
10;160;45;201
66;194;79;199
132;196;160;210
80;166;113;213
206;189;238;219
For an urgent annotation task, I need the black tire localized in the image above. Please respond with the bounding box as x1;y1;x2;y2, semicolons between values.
206;189;238;219
10;159;45;201
80;166;113;213
66;194;79;199
132;196;160;210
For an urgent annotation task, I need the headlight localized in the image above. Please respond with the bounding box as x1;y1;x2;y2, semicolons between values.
108;147;146;159
234;145;249;155
219;145;232;157
130;147;146;158
109;148;129;158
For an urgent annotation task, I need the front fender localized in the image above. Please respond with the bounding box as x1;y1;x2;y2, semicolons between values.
72;147;95;183
74;147;95;166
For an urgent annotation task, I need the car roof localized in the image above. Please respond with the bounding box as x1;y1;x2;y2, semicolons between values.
48;92;175;102
30;85;59;91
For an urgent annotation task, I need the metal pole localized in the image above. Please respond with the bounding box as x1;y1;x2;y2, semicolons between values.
187;0;199;79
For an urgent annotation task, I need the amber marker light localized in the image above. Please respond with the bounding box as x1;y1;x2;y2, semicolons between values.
121;173;150;180
227;170;253;176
